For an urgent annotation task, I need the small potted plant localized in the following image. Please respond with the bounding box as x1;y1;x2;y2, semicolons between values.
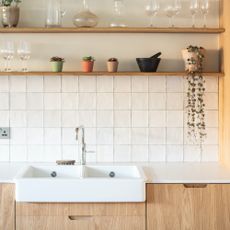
82;56;95;72
50;56;65;72
0;0;21;28
182;46;205;73
107;58;119;72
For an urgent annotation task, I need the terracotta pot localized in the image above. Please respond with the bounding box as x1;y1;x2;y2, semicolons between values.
107;61;119;72
82;61;94;72
182;48;205;72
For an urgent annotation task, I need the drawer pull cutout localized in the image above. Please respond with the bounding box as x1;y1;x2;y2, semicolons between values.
68;216;93;221
183;184;208;188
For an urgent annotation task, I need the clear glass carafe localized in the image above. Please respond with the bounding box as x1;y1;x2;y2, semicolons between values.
110;0;127;27
45;0;65;28
73;0;98;27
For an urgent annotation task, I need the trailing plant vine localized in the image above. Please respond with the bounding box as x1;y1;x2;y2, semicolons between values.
185;45;206;145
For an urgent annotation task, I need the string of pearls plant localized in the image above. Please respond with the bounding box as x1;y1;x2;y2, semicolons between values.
182;45;206;147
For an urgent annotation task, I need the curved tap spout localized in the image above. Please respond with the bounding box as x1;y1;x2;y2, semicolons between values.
75;126;86;165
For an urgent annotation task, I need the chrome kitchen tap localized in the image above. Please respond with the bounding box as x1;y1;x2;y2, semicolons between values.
75;126;87;166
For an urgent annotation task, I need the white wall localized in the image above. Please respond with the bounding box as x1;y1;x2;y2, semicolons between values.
0;75;219;162
0;0;220;72
0;0;220;162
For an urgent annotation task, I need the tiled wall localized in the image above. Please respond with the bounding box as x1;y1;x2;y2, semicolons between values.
0;75;219;162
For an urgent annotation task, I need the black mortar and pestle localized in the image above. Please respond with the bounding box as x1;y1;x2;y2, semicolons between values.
136;52;161;72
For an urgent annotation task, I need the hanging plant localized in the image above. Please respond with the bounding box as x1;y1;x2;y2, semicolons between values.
182;45;206;145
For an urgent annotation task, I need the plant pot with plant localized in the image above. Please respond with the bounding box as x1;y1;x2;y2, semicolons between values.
107;58;119;72
82;56;95;72
0;0;21;27
182;45;206;150
182;46;205;73
50;56;65;72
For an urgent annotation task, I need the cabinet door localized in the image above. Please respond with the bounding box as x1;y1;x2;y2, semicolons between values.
16;202;145;230
0;184;15;230
147;184;230;230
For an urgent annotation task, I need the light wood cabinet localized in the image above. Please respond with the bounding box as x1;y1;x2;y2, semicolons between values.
147;184;230;230
0;184;15;230
16;202;145;230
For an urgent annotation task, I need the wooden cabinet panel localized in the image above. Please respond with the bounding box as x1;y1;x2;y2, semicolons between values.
0;184;15;230
16;216;144;230
16;202;145;230
147;184;230;230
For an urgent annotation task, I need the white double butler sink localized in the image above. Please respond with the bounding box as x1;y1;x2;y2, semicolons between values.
15;165;146;203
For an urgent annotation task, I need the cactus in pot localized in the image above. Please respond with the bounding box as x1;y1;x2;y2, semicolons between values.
82;56;95;72
50;56;65;72
107;58;119;72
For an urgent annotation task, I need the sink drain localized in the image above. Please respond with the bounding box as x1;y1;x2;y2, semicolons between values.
51;171;57;178
109;171;115;178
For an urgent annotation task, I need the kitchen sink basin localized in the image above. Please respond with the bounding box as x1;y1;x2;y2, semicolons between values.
15;165;146;203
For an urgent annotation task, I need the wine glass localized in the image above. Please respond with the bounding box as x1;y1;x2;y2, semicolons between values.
17;41;31;72
165;0;182;27
0;41;14;72
190;0;199;28
145;0;160;27
200;0;209;28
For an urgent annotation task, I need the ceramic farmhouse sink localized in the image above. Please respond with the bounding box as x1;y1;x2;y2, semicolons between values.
15;165;146;203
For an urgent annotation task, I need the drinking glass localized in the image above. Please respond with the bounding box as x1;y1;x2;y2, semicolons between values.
190;0;199;27
145;0;160;27
0;41;14;72
17;41;31;72
110;0;127;27
45;0;66;27
200;0;209;28
165;0;181;27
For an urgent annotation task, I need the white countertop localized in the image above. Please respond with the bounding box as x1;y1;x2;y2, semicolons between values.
1;162;230;184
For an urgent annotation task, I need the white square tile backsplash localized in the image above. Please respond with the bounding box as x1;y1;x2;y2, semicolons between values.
0;75;219;163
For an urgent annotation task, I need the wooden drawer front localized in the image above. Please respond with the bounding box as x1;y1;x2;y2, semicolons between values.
16;202;145;217
16;216;145;230
147;184;230;230
16;202;146;230
0;184;15;230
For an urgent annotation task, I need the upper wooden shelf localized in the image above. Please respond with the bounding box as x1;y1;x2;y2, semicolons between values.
0;27;225;34
0;71;223;77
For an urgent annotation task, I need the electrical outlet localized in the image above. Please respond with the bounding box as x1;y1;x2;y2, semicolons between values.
0;127;10;139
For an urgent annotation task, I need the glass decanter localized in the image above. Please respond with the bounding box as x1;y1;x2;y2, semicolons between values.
110;0;127;27
73;0;98;27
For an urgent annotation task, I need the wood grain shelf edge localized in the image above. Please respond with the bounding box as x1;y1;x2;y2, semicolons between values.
0;72;224;77
0;27;225;34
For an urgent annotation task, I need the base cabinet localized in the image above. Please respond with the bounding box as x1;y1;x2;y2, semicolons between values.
147;184;230;230
0;184;15;230
16;202;145;230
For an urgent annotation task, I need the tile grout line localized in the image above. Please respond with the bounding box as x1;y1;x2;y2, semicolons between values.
95;75;98;163
183;76;186;162
25;76;28;162
165;76;168;162
42;75;45;162
8;75;11;162
60;75;63;160
147;76;149;163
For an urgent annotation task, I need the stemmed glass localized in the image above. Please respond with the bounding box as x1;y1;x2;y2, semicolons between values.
190;0;199;28
165;0;182;28
0;41;14;72
17;41;31;72
200;0;209;28
145;0;160;27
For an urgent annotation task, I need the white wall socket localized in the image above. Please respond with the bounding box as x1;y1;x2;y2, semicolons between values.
0;127;10;139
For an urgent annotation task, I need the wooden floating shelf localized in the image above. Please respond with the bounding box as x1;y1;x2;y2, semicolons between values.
0;27;225;34
0;72;224;77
